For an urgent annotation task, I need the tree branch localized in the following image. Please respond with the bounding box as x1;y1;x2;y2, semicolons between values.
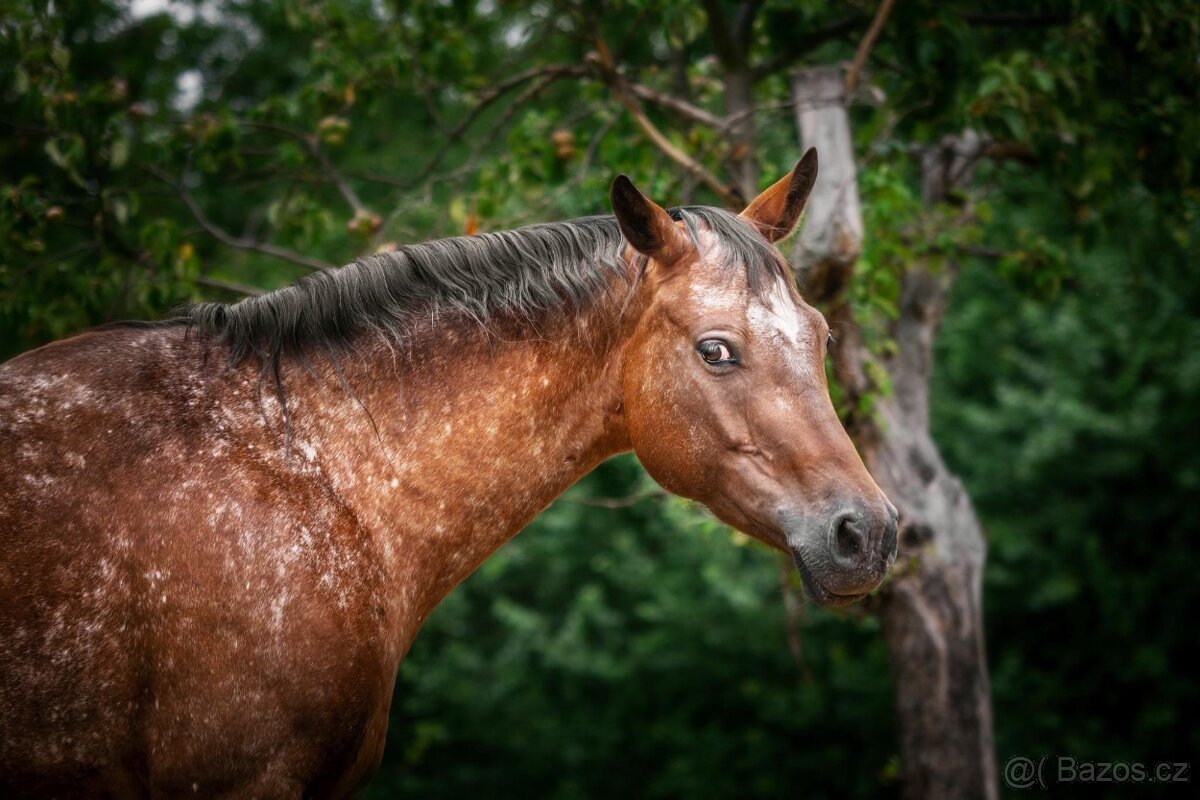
751;16;862;82
589;40;743;207
844;0;896;94
144;165;333;272
982;141;1038;164
307;139;367;215
625;81;726;130
399;64;588;191
244;121;369;216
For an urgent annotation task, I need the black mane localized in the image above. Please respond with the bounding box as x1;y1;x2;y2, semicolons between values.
178;206;787;368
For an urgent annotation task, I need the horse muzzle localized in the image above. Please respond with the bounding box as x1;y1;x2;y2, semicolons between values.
784;500;898;607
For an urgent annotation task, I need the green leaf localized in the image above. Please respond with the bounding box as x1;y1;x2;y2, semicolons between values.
1032;69;1054;94
50;41;70;72
109;136;129;169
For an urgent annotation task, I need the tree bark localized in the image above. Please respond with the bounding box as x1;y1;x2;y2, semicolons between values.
724;66;758;205
703;0;759;204
869;266;997;800
791;66;864;291
790;69;998;800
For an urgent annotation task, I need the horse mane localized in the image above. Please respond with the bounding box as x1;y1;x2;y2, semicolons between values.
173;206;787;369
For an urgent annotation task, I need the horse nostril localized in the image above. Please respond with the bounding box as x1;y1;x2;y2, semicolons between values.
881;514;898;559
832;514;868;565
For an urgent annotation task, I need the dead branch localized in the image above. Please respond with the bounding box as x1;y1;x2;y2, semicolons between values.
244;121;368;216
487;112;616;231
589;39;743;207
400;64;589;191
982;141;1038;164
751;17;863;82
625;81;726;130
845;0;897;95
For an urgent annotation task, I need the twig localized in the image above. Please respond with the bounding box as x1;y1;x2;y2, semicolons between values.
486;112;616;231
144;165;333;272
244;121;368;215
577;115;616;182
32;240;100;268
590;38;743;207
752;17;862;82
368;70;577;244
327;64;588;198
723;97;797;131
401;64;588;190
982;141;1037;164
307;138;367;215
625;81;726;130
845;0;897;95
477;73;563;159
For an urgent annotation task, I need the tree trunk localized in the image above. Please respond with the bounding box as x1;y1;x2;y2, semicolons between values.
724;66;758;204
869;266;997;800
790;69;998;800
792;66;864;284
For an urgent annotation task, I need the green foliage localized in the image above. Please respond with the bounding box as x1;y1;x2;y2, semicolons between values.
934;180;1200;768
2;1;1197;797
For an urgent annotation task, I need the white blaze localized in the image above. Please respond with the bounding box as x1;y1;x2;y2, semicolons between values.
746;275;820;386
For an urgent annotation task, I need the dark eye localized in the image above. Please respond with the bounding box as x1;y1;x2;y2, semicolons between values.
826;332;836;349
698;339;737;366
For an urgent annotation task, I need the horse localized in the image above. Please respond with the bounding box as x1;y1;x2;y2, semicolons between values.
0;148;896;797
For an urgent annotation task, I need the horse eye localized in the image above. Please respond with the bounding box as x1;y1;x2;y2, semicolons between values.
698;339;736;365
826;332;836;349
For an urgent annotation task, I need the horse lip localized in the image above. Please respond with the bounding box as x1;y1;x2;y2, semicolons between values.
790;551;868;608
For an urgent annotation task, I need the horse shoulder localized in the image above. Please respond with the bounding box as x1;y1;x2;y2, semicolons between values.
0;326;396;795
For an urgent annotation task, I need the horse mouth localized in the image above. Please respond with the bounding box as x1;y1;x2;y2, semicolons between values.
790;552;870;608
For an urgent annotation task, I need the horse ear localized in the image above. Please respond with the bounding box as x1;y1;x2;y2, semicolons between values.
740;147;818;243
610;175;690;264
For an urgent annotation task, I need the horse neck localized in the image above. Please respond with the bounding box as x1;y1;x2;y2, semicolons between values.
281;304;636;643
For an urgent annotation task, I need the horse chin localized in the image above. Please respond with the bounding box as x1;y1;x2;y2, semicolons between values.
790;551;870;608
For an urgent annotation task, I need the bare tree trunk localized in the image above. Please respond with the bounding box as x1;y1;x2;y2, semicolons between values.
792;66;864;284
724;66;758;204
790;69;998;800
702;0;759;204
870;263;997;800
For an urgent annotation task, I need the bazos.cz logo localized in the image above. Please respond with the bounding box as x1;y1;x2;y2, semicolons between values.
1004;756;1190;790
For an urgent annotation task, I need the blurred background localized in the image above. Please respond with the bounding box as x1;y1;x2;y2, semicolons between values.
2;1;1197;797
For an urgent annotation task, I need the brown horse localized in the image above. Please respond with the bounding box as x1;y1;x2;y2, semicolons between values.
0;149;896;797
